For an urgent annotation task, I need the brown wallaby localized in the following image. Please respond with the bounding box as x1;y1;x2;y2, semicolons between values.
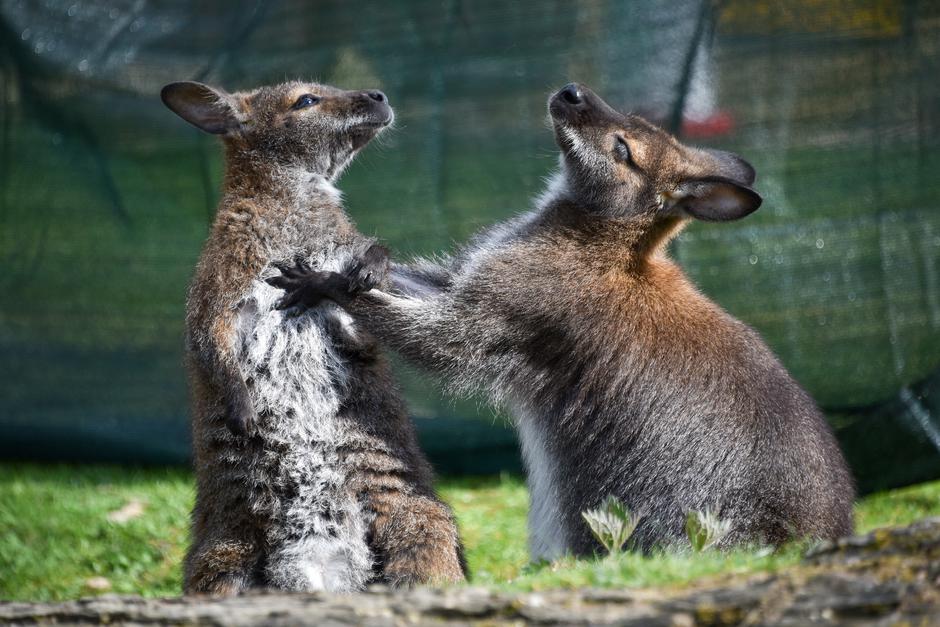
160;80;465;595
269;83;855;558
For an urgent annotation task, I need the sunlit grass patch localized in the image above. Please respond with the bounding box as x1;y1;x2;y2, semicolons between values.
1;464;938;600
0;464;192;601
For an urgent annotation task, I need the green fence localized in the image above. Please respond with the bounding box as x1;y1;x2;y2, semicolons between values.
1;0;939;493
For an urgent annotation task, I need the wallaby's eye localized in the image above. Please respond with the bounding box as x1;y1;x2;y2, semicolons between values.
292;94;321;110
613;136;632;164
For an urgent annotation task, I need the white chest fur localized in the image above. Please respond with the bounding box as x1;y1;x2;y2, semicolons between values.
236;277;350;439
232;253;373;592
513;402;568;561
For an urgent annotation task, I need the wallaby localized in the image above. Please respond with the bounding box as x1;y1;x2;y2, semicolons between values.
268;83;855;558
161;80;465;595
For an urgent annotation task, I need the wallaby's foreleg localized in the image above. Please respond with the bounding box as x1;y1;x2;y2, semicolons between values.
347;290;468;371
189;314;254;437
267;266;506;381
389;259;454;298
345;241;391;294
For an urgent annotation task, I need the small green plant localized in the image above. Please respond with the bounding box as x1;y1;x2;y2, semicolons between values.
685;508;733;552
581;495;642;555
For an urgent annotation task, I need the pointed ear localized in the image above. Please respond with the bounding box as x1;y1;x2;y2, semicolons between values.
673;176;762;222
702;148;756;186
160;81;242;135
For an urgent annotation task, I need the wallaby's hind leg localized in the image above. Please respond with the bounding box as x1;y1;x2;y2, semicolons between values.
183;478;264;596
183;536;262;596
322;316;466;587
370;491;466;586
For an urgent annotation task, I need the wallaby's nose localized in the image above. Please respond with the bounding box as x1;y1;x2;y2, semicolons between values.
366;90;386;103
559;83;583;105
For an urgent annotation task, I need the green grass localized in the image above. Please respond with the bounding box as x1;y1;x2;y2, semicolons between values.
0;465;191;601
1;464;939;601
438;474;529;583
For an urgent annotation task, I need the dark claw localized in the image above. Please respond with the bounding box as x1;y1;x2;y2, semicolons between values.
284;264;312;279
271;260;313;280
345;244;389;295
275;289;307;310
269;266;336;311
267;247;385;314
225;393;254;438
266;275;297;290
348;271;375;294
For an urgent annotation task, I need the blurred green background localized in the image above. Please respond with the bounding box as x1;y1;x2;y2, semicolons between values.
1;0;938;493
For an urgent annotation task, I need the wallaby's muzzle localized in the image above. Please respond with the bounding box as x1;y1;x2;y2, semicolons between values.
354;90;393;127
343;90;393;151
549;82;623;130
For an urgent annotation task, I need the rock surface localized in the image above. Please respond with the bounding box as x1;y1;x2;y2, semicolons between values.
3;518;939;626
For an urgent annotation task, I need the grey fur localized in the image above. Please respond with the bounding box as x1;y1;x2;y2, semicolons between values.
274;83;855;559
162;80;465;595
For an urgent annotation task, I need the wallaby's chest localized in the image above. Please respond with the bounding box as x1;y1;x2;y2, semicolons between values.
511;400;569;562
227;245;374;592
234;248;356;440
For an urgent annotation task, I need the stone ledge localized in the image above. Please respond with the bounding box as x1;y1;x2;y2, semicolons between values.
3;518;939;626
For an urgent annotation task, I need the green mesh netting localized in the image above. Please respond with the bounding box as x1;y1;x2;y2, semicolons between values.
1;0;938;493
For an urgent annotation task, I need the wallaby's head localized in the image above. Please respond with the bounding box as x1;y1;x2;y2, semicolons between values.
161;80;393;180
548;83;761;226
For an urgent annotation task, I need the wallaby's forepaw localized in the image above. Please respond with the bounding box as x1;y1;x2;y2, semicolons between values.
346;243;389;294
225;393;255;438
266;262;345;310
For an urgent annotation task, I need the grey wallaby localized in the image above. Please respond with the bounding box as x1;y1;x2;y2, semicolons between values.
161;79;465;595
268;83;855;558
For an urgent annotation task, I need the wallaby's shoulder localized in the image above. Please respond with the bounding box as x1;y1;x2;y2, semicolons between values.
188;202;269;300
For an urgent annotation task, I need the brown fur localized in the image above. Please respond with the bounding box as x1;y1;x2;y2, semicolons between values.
162;80;464;594
271;83;855;554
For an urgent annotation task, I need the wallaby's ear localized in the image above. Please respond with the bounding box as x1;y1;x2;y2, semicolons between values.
693;148;756;186
673;176;762;222
160;81;242;135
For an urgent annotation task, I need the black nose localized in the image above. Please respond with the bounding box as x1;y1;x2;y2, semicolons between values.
366;90;386;103
559;83;583;105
